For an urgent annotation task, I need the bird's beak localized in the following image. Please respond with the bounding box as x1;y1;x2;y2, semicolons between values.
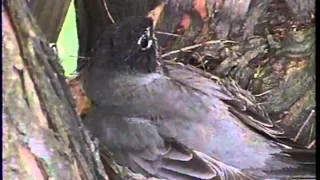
147;1;166;28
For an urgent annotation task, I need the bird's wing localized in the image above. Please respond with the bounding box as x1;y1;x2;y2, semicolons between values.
84;109;253;180
127;139;254;180
162;61;286;140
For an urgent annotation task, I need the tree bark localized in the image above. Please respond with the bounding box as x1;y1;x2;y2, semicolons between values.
3;1;108;179
27;0;72;42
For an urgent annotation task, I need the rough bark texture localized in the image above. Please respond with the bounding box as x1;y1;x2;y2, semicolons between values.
3;0;108;179
75;0;315;149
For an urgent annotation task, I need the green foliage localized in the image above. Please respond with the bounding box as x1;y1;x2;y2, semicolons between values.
57;0;78;77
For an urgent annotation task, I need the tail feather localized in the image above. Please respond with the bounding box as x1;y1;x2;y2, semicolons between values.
196;149;316;180
282;148;315;165
263;148;316;179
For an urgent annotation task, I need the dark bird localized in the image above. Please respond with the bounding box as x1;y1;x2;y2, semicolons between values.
80;15;315;179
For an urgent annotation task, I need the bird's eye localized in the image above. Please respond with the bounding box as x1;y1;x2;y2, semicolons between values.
137;28;153;51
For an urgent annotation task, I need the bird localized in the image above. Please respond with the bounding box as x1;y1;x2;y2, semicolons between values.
79;15;315;180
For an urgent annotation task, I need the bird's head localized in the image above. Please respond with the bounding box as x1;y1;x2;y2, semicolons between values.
91;16;159;73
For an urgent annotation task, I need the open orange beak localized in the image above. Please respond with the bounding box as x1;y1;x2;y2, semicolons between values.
147;1;166;28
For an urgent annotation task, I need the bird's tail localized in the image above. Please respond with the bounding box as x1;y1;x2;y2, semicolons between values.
256;149;316;179
266;148;316;179
195;148;316;180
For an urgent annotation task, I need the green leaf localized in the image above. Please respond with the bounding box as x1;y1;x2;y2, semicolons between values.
57;0;78;77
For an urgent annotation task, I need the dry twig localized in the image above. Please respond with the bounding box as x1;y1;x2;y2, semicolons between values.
161;40;236;58
293;109;315;142
102;0;115;24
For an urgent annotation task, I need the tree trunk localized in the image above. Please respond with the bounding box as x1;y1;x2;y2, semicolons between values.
27;0;72;42
3;1;108;179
